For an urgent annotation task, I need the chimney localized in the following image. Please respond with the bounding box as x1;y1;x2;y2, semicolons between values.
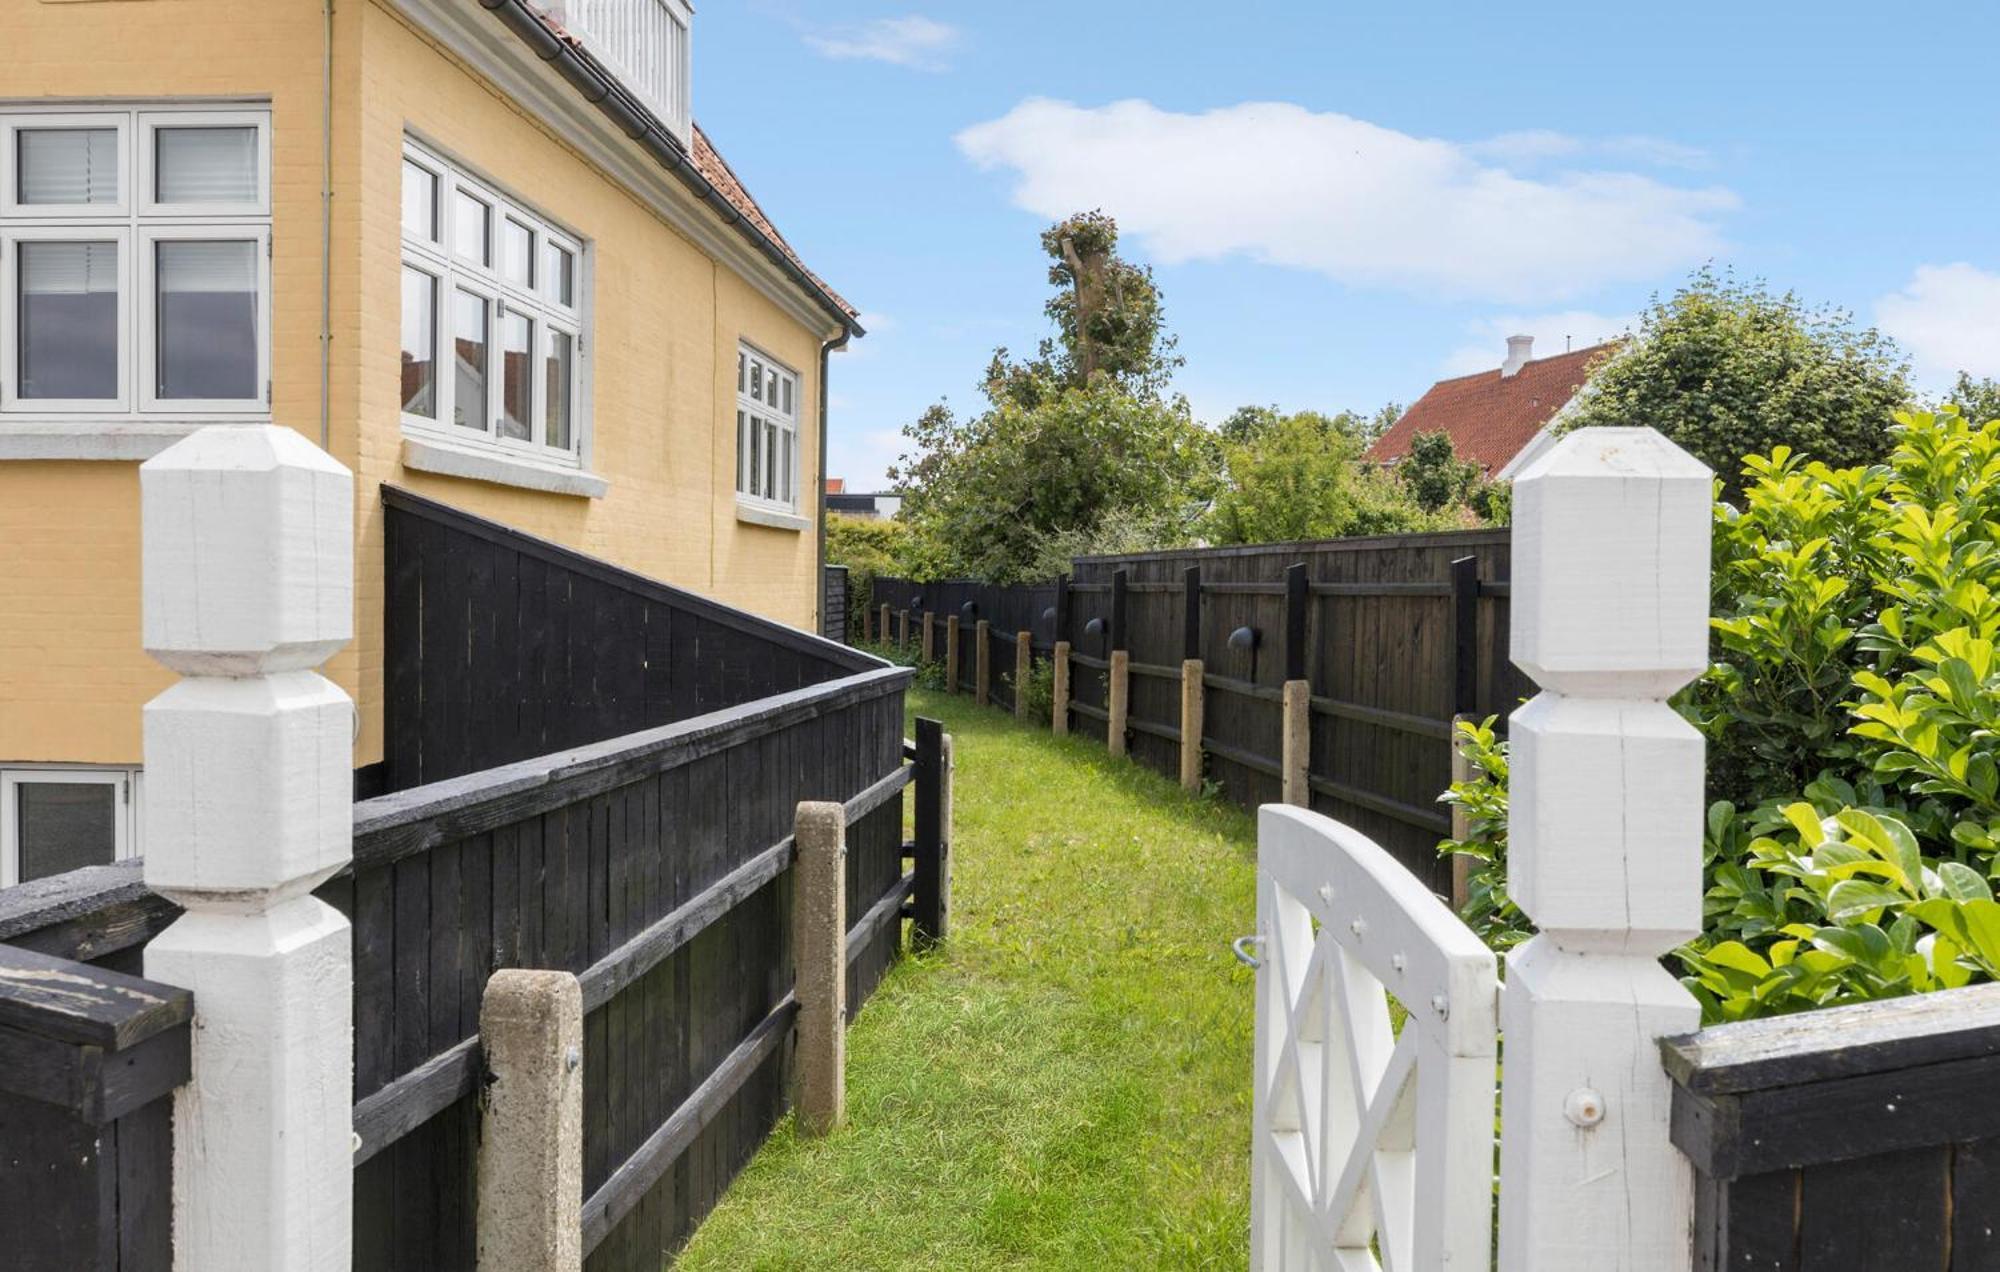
1501;334;1533;377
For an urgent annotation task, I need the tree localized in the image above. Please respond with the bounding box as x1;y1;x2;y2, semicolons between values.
1398;430;1483;513
1561;267;1912;492
824;513;912;638
1947;372;2000;426
892;212;1215;581
1204;410;1451;544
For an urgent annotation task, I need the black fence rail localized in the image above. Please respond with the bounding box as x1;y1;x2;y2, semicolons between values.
0;944;189;1272
873;528;1528;890
1664;983;2000;1270
381;487;872;792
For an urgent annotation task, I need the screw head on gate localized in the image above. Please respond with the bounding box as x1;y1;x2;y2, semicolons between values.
1348;917;1367;937
1430;994;1449;1019
565;1044;582;1074
1317;884;1334;903
1390;953;1405;973
1564;1087;1606;1128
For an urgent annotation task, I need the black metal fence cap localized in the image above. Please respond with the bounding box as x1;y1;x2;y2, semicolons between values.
1083;616;1105;638
1229;625;1260;652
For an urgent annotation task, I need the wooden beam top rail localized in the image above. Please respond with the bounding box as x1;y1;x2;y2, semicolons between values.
1202;672;1286;704
1308;694;1456;740
1126;660;1183;680
1203;582;1286;595
1303;773;1452;835
1120;581;1181;594
352;1035;481;1165
0;860;180;963
351;667;911;872
0;942;191;1052
1127;717;1181;745
847;871;916;970
1070;701;1111;723
1202;736;1283;780
1308;581;1454;598
1069;652;1111;670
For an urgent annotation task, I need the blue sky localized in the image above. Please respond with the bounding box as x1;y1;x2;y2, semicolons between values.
698;2;2000;491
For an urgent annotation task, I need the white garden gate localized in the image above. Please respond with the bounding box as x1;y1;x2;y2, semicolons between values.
1249;427;1715;1272
1250;805;1497;1271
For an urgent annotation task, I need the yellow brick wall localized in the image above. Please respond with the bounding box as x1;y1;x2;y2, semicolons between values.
0;0;834;768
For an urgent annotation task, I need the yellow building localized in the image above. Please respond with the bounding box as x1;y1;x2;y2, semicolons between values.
0;0;860;883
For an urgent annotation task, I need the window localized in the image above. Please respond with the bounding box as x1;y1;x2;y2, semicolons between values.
401;139;584;464
0;767;139;888
736;344;800;511
1;105;270;419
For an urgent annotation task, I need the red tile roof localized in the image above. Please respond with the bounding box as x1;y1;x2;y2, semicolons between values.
825;477;846;494
691;125;859;320
1365;342;1617;474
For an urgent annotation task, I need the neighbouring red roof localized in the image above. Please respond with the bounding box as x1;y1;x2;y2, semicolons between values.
1366;342;1617;474
825;477;846;494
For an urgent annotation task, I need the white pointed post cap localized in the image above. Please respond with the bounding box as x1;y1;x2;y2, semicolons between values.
142;425;353;676
1510;427;1712;698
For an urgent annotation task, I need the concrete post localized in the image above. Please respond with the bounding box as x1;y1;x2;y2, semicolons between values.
899;608;910;649
946;615;961;694
793;801;847;1136
922;612;935;663
880;603;891;646
1498;428;1711;1271
1281;679;1309;806
139;426;355;1272
477;971;583;1272
1052;641;1071;736
1108;649;1130;758
975;619;991;706
1180;658;1205;791
1014;631;1032;720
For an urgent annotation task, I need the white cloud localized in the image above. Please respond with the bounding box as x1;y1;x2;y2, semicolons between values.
806;16;958;70
1875;263;2000;387
1469;131;1709;170
955;99;1737;304
1441;311;1633;376
827;427;909;492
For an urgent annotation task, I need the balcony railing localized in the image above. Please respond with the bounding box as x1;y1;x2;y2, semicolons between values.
548;0;692;143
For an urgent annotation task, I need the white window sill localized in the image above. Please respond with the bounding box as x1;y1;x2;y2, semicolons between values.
0;418;268;461
401;434;607;499
735;500;810;533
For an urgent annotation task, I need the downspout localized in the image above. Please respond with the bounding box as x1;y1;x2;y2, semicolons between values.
817;327;851;629
320;0;335;450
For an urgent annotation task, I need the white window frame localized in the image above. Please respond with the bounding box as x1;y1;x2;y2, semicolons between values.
400;138;587;468
0;766;139;888
0;102;272;425
735;342;801;514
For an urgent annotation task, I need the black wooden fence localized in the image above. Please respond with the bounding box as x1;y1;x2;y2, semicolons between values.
822;565;849;642
875;529;1528;891
1665;983;2000;1269
0;495;934;1271
381;487;870;792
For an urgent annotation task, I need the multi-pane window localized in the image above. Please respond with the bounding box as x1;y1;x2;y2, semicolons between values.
401;140;583;462
736;344;799;511
0;767;140;888
0;105;271;416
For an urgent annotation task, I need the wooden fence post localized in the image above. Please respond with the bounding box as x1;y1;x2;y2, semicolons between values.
1281;562;1310;806
1497;428;1711;1271
793;801;847;1135
899;608;910;649
1108;650;1130;758
138;426;356;1270
477;970;583;1272
1182;565;1203;790
975;619;991;706
1052;640;1071;737
945;615;961;694
912;718;951;949
1449;724;1474;910
1014;630;1031;720
922;611;935;663
880;603;891;646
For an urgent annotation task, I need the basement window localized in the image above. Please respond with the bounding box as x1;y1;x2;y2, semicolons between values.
400;139;587;471
0;104;271;423
0;766;140;888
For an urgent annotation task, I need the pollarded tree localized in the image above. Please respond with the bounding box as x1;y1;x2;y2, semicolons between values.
1562;267;1912;492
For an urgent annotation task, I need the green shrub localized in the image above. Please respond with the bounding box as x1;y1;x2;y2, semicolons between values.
1442;408;2000;1021
1013;656;1056;724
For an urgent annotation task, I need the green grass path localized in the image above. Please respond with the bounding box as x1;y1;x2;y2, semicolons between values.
678;688;1257;1270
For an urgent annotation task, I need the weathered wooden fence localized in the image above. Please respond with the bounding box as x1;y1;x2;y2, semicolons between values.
874;530;1528;891
0;428;946;1271
821;565;849;642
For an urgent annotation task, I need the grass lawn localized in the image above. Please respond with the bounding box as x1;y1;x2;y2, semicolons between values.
678;687;1259;1270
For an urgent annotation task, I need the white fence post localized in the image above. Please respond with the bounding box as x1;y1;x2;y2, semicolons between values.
139;426;356;1272
1497;428;1710;1271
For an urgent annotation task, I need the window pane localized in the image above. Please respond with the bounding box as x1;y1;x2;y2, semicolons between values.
764;420;777;501
401;160;437;241
17;781;117;883
155;126;258;204
782;376;793;417
543;242;574;306
501;219;533;287
453;289;488;430
737;351;746;393
780;428;792;505
400;266;436;418
499;309;531;441
18;128;118;205
455;191;490;265
750;361;762;400
18;241;118;400
545;328;573;452
748;413;763;497
157;240;258;401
